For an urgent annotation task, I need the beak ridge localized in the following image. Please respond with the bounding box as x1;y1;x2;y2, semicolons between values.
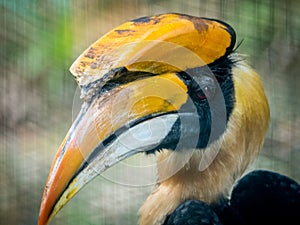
38;73;188;225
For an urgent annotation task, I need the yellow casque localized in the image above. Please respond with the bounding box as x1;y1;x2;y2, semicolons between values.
70;13;235;86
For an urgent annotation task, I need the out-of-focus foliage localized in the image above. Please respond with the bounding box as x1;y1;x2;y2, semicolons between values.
0;0;299;225
0;0;75;129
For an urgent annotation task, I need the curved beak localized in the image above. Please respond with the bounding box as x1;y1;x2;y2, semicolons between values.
38;72;189;225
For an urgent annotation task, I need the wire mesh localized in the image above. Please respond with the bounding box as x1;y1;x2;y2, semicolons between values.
0;0;299;224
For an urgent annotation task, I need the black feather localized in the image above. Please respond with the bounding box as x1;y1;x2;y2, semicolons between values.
163;170;300;225
163;200;223;225
230;170;300;225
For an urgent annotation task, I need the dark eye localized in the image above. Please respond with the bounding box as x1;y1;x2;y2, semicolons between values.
195;76;216;101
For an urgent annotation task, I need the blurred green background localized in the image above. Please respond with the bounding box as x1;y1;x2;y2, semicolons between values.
0;0;299;224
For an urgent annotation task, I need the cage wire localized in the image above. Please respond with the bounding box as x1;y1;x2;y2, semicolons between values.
0;0;299;224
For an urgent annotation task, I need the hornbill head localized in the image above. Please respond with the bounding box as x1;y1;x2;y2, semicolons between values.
38;13;270;225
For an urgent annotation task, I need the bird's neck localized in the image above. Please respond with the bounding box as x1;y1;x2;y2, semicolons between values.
138;122;257;225
138;141;240;225
139;62;270;225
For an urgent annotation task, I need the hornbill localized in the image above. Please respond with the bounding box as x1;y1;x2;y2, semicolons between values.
38;13;300;225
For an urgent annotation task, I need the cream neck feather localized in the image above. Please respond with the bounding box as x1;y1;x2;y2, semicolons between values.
139;62;270;225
